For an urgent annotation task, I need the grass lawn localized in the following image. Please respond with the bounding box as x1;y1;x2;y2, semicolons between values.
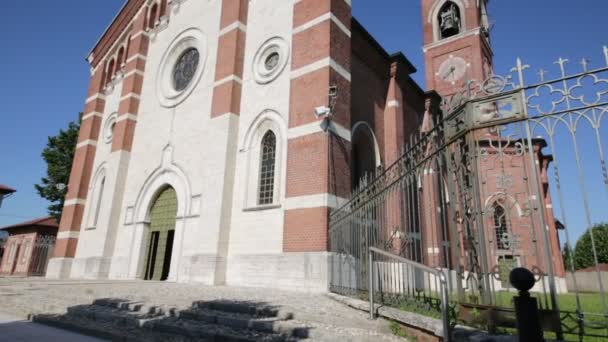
492;291;608;341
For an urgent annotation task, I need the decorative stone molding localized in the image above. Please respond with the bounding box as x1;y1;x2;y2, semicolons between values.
103;113;118;143
252;37;290;85
157;28;208;108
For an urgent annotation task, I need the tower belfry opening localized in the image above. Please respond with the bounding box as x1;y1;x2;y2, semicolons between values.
439;2;461;39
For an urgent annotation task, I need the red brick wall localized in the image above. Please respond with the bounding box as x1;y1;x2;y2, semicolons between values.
210;0;249;118
283;0;352;253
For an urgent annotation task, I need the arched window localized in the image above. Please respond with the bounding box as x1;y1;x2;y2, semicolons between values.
148;3;158;30
160;0;168;18
125;36;132;63
493;203;509;250
116;47;125;70
438;1;462;39
92;177;106;227
351;123;377;189
258;131;277;205
106;59;115;85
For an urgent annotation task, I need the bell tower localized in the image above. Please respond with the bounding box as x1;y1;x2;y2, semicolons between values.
422;0;493;97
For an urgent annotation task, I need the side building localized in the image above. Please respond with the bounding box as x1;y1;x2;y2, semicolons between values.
0;217;58;277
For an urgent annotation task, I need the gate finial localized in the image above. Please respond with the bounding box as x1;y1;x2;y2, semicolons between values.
603;46;608;67
554;57;569;78
537;69;547;82
580;58;589;72
510;58;529;88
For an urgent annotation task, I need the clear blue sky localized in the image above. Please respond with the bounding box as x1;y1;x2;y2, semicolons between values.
0;1;606;242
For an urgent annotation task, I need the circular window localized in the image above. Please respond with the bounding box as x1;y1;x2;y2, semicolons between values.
157;28;207;108
173;48;200;91
264;52;280;71
104;113;118;143
253;37;290;85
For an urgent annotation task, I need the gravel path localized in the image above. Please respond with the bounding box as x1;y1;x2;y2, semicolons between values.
0;278;405;341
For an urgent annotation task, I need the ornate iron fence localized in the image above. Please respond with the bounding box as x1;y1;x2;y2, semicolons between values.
329;47;608;341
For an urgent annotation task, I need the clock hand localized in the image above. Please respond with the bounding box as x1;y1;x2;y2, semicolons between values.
443;66;456;80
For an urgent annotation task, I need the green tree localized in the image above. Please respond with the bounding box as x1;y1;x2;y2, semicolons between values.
35;119;80;221
573;223;608;270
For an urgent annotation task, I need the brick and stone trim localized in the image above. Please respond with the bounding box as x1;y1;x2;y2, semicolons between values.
113;9;149;152
53;4;152;261
210;0;249;118
210;0;250;285
283;0;352;253
54;70;106;259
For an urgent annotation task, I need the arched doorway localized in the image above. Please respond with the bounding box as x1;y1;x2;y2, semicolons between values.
141;186;177;281
352;124;378;188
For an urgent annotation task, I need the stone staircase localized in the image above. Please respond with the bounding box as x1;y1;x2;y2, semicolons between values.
32;298;308;341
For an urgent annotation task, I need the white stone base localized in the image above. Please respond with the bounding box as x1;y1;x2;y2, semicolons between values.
225;252;330;293
45;257;73;279
70;257;112;279
178;254;222;285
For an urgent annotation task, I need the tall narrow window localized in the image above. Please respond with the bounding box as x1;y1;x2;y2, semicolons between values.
493;203;509;250
93;178;106;227
160;0;168;17
148;4;158;30
258;131;276;205
125;36;131;64
106;59;115;85
116;47;125;70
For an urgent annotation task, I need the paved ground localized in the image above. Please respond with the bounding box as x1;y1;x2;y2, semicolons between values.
0;277;403;341
0;311;107;342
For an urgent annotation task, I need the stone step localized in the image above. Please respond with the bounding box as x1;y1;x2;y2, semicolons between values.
32;313;189;342
93;298;179;317
151;317;298;341
67;304;167;328
33;299;306;342
193;300;293;320
179;307;303;337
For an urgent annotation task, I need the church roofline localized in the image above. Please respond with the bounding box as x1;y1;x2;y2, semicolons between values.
86;0;145;67
352;17;425;97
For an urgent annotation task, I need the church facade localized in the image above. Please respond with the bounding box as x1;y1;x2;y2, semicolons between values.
47;0;565;292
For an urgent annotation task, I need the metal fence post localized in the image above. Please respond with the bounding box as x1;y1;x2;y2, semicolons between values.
510;268;543;342
369;249;375;320
439;271;450;341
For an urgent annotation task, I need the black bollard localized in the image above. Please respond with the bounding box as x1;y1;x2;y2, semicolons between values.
509;268;544;342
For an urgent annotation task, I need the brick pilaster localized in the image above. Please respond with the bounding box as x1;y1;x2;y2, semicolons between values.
211;0;250;285
210;0;249;118
283;0;352;253
113;9;149;152
54;67;107;258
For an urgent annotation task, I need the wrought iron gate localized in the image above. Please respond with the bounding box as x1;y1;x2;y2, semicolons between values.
29;235;56;276
329;47;608;341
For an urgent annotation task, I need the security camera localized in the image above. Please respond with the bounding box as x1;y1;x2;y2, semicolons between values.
329;85;338;97
314;106;331;119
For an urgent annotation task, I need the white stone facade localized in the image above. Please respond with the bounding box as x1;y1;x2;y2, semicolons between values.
51;0;334;292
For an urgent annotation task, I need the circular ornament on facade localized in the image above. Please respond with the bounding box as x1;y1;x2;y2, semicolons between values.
157;28;207;108
104;113;118;143
253;37;290;84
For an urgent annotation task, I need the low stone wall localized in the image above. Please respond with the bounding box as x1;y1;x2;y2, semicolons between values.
326;292;517;342
567;271;608;293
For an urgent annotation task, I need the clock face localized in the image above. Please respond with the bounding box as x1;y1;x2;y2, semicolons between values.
436;56;468;84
